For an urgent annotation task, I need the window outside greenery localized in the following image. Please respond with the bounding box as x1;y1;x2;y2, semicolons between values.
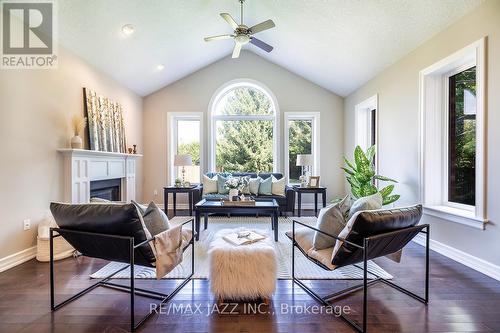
214;85;274;173
288;120;312;183
448;66;476;205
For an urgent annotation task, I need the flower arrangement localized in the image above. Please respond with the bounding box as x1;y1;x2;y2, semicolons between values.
224;177;249;190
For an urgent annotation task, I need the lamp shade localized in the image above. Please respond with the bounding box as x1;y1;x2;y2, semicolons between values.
296;154;313;166
174;154;192;166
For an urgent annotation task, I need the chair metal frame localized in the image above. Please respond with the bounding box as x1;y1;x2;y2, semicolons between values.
50;218;195;332
291;219;429;333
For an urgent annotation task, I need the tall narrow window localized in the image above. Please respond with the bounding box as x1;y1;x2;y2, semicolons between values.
284;113;320;184
448;67;476;206
370;109;377;147
176;120;201;183
420;37;485;229
288;119;312;183
168;113;203;185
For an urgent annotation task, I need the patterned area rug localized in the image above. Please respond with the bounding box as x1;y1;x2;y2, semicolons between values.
90;216;393;280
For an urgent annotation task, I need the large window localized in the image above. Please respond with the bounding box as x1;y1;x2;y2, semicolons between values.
168;113;202;184
447;67;476;206
420;38;486;229
284;113;320;184
210;81;278;173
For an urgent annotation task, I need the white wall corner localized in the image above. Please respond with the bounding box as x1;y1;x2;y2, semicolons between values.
0;246;37;273
413;234;500;281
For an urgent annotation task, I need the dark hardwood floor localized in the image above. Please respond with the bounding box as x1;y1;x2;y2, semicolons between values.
1;209;499;332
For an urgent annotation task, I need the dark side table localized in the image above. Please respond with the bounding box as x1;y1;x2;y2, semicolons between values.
163;186;198;217
293;186;327;217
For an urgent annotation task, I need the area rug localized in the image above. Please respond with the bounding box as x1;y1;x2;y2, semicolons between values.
90;216;393;280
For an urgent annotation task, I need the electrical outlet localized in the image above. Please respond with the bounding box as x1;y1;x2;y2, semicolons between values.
153;189;158;196
23;219;31;231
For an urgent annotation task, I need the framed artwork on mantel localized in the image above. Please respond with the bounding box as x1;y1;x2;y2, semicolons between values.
83;87;126;153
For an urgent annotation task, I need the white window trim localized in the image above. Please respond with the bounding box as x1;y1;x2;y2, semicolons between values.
284;112;321;184
419;37;487;230
207;78;280;172
167;112;204;185
354;94;379;171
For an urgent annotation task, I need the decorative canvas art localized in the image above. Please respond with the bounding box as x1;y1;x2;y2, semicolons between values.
83;88;126;153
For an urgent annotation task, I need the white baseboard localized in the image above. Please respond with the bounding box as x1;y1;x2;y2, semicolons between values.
0;246;37;273
413;234;500;281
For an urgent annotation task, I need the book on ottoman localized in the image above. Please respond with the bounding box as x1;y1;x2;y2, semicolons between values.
223;230;266;246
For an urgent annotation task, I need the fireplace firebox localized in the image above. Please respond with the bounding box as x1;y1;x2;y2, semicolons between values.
90;178;121;201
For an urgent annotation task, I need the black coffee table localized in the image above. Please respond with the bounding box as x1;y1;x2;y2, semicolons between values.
194;199;279;241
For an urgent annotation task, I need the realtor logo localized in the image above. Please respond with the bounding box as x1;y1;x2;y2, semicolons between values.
1;0;57;69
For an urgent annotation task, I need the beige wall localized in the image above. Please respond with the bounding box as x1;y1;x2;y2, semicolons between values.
143;51;344;205
344;0;500;266
0;47;143;260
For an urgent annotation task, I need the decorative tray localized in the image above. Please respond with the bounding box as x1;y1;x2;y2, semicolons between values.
221;200;256;206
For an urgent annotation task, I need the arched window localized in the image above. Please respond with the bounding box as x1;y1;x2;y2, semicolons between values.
209;79;279;173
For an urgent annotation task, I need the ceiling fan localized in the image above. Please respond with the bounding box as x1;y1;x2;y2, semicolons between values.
204;0;275;59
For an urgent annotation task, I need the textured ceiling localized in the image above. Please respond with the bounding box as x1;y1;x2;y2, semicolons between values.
59;0;484;97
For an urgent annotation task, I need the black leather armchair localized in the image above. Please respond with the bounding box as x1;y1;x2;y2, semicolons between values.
288;205;429;333
49;202;194;332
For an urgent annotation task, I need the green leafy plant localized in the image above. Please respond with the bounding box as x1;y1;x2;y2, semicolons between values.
342;145;400;205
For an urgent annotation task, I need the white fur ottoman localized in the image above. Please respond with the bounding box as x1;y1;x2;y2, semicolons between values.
208;228;277;301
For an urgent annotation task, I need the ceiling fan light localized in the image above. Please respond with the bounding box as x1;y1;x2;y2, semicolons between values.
235;35;250;45
121;24;135;36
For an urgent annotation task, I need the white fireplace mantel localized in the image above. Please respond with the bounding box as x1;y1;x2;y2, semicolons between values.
58;149;142;203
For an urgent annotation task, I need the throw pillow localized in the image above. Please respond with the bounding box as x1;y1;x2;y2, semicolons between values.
258;176;272;195
271;176;286;196
348;192;383;219
248;177;261;195
312;195;351;250
217;174;230;194
202;175;218;194
131;200;148;213
240;176;251;194
142;201;170;236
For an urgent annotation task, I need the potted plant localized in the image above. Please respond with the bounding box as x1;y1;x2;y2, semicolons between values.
342;145;400;205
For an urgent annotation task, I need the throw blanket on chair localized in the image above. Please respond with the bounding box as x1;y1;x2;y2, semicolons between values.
154;225;189;279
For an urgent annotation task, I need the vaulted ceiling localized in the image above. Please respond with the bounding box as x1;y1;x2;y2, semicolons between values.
59;0;484;97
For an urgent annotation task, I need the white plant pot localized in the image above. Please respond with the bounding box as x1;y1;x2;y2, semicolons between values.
70;135;83;149
229;189;239;201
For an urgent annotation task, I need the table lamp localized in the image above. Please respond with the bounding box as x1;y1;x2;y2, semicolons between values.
174;154;192;186
296;154;313;187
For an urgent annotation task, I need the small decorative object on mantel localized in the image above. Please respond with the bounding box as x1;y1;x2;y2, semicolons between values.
133;144;137;154
309;176;320;188
128;147;133;154
83;87;127;153
70;114;87;149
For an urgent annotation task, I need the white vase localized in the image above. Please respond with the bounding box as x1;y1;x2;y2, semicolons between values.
229;189;239;201
70;135;83;149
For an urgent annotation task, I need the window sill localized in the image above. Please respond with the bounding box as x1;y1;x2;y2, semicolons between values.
423;205;487;230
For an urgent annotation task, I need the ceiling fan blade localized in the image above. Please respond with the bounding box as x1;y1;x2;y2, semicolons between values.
232;42;242;59
249;19;275;34
250;37;273;53
204;34;234;42
220;13;239;30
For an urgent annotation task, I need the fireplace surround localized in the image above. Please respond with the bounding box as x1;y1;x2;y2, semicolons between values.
58;149;141;203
